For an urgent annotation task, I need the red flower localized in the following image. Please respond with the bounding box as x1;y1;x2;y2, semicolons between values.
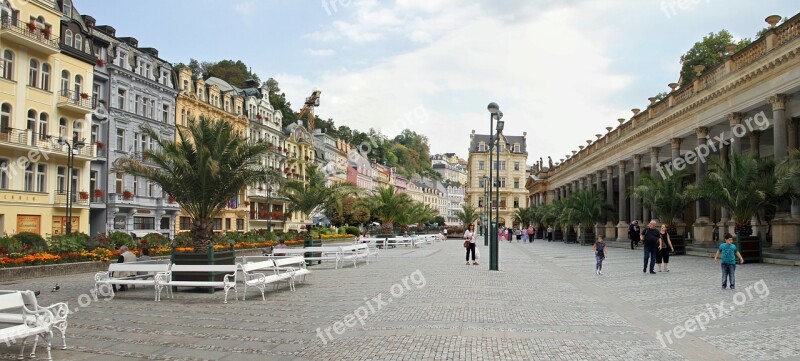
168;195;176;203
94;189;104;197
122;191;133;200
97;58;105;67
27;22;37;32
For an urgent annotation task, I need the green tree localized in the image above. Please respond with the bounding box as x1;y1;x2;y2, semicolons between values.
115;117;276;252
631;169;693;228
690;153;776;235
454;204;480;227
204;60;259;88
561;190;607;243
326;195;370;227
679;30;751;86
281;167;357;225
364;185;412;233
776;149;800;200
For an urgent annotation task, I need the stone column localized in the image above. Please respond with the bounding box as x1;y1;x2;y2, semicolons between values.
771;95;790;162
769;95;799;248
645;147;659;222
693;127;713;245
616;160;628;239
749;130;761;157
595;170;603;193
606;166;616;239
632;154;642;224
671;138;686;235
718;136;730;240
727;112;744;155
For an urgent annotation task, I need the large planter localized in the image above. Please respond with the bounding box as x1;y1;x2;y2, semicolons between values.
170;245;236;293
736;235;762;263
668;230;687;255
553;229;564;242
579;230;595;246
565;228;578;244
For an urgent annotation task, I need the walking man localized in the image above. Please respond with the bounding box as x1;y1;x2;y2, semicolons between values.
547;225;553;242
641;220;662;274
628;221;640;250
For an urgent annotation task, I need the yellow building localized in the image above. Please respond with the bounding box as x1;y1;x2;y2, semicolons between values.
466;130;528;228
0;0;98;236
283;121;315;230
174;68;249;234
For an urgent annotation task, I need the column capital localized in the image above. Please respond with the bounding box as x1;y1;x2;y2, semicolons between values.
618;160;626;168
749;129;762;136
650;147;660;156
696;126;709;139
606;165;614;174
670;137;683;149
727;112;744;126
768;94;790;111
633;154;642;164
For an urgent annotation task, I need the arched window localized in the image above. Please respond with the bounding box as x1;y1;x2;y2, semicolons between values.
40;63;50;91
72;119;81;139
0;103;11;131
74;34;82;51
1;50;13;80
73;74;82;96
28;58;38;87
38;112;48;140
62;0;72;18
60;70;69;96
59;117;67;138
64;29;72;47
26;109;36;138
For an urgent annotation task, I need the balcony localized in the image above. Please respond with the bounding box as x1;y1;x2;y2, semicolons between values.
0;18;60;54
107;193;181;211
0;128;94;158
54;190;89;207
90;194;106;209
57;89;96;114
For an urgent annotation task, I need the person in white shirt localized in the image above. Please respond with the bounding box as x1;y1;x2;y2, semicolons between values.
464;224;478;265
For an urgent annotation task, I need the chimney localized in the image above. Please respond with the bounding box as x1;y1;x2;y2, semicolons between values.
95;25;116;37
139;47;159;58
118;37;138;48
82;15;96;27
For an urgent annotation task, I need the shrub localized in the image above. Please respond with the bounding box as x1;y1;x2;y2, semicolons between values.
142;233;168;249
107;231;135;250
85;233;110;251
48;232;89;254
0;234;22;255
12;232;47;254
171;233;193;248
344;226;360;236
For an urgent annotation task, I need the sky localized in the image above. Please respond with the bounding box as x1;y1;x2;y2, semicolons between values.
75;0;798;163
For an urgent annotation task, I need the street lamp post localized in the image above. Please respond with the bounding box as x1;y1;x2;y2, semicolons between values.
483;175;489;241
59;136;85;235
486;102;500;270
493;118;504;271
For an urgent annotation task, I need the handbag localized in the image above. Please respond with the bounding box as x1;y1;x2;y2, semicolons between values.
464;240;470;248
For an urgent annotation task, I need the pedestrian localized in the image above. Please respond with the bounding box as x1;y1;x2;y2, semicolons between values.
113;245;137;292
656;224;675;272
641;220;661;274
593;234;607;275
522;226;528;243
714;233;744;289
464;224;478;265
507;227;513;243
527;225;535;243
629;221;640;250
547;225;553;242
515;227;522;242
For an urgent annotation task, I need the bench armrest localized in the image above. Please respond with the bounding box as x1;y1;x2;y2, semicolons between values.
22;304;55;328
154;271;171;285
244;272;267;282
223;273;237;285
94;271;111;282
39;302;69;320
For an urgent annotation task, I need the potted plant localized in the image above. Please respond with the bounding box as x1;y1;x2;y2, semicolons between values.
79;191;89;200
94;189;104;198
168;195;176;203
256;114;263;120
243;201;251;207
80;92;89;100
96;58;105;67
42;27;51;39
122;190;133;200
259;209;268;219
95;141;104;149
277;146;282;152
27;22;36;32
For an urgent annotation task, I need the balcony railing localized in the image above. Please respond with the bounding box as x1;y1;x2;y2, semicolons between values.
0;128;94;156
58;89;96;111
0;17;60;50
54;190;89;206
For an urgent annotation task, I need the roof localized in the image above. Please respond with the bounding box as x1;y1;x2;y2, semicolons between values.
469;133;527;154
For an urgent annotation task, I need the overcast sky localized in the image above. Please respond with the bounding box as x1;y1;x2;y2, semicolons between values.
77;0;797;163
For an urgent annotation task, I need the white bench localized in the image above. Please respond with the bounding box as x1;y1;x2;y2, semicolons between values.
154;264;239;303
0;290;68;351
273;256;312;289
268;247;343;266
95;262;172;300
0;291;55;360
337;244;371;268
240;260;291;301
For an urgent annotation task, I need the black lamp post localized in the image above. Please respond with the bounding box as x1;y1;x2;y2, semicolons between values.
59;136;85;235
486;103;501;270
493;117;504;271
482;175;489;240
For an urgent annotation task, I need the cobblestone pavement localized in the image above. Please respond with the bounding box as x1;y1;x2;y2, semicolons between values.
2;238;799;360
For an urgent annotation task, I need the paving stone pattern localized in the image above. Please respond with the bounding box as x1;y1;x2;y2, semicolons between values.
1;238;798;360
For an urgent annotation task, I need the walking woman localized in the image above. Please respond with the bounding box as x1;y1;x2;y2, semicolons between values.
657;224;675;272
465;224;478;265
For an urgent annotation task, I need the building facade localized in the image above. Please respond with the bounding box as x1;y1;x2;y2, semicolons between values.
0;0;98;236
466;131;528;228
527;14;800;249
431;153;468;185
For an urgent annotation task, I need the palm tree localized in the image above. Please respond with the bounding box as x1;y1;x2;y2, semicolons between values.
364;185;412;233
631;168;692;229
454;204;480;227
400;202;438;232
115;117;277;252
690;153;776;236
776;149;800;200
512;206;535;228
561;190;606;244
280;166;357;226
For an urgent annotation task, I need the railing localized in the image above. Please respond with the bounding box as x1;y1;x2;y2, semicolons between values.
702;63;726;89
730;40;766;72
0;128;94;156
673;86;694;106
58;89;96;110
91;194;105;203
0;17;60;49
55;190;89;206
774;15;800;48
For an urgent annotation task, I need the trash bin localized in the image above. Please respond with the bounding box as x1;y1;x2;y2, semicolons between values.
304;234;323;265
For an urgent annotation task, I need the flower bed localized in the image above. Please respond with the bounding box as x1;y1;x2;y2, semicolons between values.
1;249;111;267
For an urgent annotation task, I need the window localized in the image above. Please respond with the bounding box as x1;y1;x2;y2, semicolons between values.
56;166;66;192
478;199;483;208
479;178;485;188
37;112;48;140
160;217;170;230
514;143;520;153
73;75;82;95
162;104;169;123
132;176;138;195
134;95;141;115
63;0;72;17
92;84;100;103
514;178;520;189
116;88;126;110
28;59;38;87
1;50;13;80
64;29;73;47
0;158;8;189
115;172;123;193
149;99;155;119
133;132;140;152
89;171;97;198
478;142;485;152
213;218;222;230
500;161;506;170
35;164;45;193
39;63;50;91
1;103;11;131
225;218;231;230
514;161;520;171
500;178;506;188
74;34;82;51
182;80;188;91
513;197;520;208
133;217;155;230
236;219;244;231
147;181;154;197
26;109;36;137
91;124;98;143
180;109;186;124
116;129;125;151
179;217;192;230
478;160;484;170
500;197;506;208
58;117;66;138
60;70;69;95
24;162;33;191
114;216;126;229
72;120;80;140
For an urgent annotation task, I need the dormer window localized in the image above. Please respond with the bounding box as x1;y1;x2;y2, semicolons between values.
74;33;82;51
64;29;72;46
63;0;72;17
514;143;520;153
478;142;485;152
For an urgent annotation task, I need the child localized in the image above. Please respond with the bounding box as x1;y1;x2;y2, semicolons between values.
593;235;607;275
714;233;745;289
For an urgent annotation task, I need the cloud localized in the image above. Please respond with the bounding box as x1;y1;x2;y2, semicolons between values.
305;48;336;57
